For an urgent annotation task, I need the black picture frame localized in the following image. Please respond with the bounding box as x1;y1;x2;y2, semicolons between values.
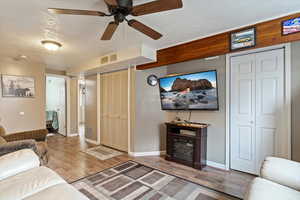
230;27;256;51
158;70;219;111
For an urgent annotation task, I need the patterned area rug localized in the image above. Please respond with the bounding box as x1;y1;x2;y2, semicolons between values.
82;145;123;160
72;161;239;200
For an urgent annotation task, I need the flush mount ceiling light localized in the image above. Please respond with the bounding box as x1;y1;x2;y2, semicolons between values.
41;40;62;51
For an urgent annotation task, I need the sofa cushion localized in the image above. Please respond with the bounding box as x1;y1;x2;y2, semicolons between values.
0;139;38;158
0;149;40;181
261;157;300;191
24;183;89;200
245;177;300;200
0;166;65;200
0;136;6;145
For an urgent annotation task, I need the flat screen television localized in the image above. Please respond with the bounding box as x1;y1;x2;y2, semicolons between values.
158;70;219;110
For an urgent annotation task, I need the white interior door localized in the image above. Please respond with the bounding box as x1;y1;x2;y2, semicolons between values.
230;54;257;174
230;48;285;174
57;80;66;136
46;76;66;136
255;49;285;169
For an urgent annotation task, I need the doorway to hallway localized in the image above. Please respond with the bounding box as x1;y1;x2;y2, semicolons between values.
46;75;67;136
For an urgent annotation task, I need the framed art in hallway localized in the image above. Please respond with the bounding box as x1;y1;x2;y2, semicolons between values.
1;75;35;97
230;27;256;51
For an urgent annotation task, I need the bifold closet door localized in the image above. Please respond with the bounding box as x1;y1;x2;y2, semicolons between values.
230;54;256;174
230;48;285;175
100;70;128;152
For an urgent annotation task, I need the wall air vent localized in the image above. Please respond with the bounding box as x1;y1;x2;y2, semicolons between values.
110;54;117;62
66;44;157;76
101;56;109;64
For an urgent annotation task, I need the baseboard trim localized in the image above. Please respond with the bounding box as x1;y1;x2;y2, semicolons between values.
68;133;79;137
129;151;166;157
85;138;100;145
207;161;227;170
128;152;226;170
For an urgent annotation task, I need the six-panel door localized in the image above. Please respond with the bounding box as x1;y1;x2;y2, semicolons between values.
230;49;285;175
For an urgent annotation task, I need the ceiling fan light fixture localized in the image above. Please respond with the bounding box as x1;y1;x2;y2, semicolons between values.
41;40;62;51
48;0;183;40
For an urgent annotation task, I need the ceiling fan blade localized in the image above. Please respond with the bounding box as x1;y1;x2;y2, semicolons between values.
128;19;162;40
101;22;119;40
48;8;106;16
132;0;183;16
103;0;118;6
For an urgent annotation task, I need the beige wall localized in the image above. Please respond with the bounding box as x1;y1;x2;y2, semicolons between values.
133;67;167;153
46;68;66;76
0;58;46;133
134;57;226;163
291;41;300;162
84;74;98;141
165;56;226;164
70;78;78;134
134;45;300;164
130;68;136;152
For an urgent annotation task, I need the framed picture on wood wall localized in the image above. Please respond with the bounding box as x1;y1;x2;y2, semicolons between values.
282;17;300;36
230;27;256;51
1;75;35;97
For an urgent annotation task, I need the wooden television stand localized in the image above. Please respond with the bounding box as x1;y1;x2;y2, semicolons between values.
165;122;208;170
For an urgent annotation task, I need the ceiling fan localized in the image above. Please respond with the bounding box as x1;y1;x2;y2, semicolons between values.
48;0;183;41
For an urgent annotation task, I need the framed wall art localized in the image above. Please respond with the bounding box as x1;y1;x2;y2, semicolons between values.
1;75;35;97
230;27;256;51
282;17;300;36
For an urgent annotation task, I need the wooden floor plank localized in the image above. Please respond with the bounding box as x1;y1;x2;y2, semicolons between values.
46;135;254;199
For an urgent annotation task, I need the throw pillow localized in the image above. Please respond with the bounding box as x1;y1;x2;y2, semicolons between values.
0;125;6;137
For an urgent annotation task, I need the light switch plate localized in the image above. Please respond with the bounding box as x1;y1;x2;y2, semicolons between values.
19;112;25;116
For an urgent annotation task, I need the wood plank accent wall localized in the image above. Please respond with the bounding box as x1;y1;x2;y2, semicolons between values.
137;13;300;70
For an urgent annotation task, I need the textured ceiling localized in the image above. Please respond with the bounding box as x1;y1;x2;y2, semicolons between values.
0;0;300;70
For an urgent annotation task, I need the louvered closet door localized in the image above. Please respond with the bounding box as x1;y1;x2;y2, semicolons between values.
100;70;128;152
119;70;129;151
100;74;109;147
230;48;285;175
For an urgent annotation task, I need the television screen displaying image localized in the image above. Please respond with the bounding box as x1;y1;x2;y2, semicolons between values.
159;70;219;110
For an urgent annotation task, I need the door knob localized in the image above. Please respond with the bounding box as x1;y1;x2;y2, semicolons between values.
250;121;254;124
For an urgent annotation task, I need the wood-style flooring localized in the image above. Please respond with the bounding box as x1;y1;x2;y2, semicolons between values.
46;135;255;199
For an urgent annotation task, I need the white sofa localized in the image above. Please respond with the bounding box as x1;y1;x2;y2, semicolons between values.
245;157;300;200
0;149;89;200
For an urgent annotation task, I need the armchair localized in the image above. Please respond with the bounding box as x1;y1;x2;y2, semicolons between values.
1;129;48;142
0;126;49;165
